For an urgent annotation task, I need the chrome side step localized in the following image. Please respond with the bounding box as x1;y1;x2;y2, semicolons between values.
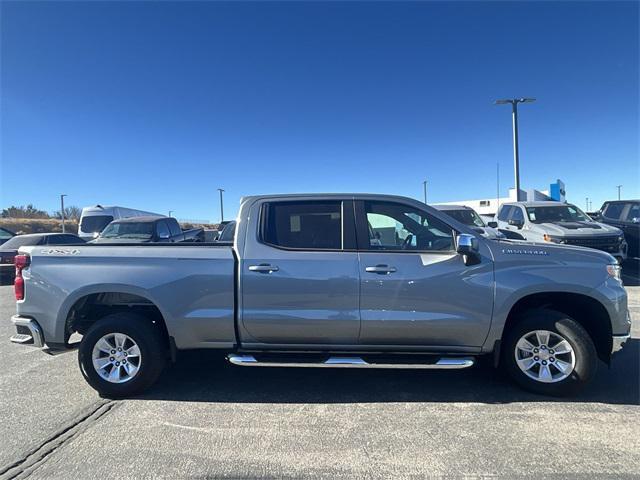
227;354;474;370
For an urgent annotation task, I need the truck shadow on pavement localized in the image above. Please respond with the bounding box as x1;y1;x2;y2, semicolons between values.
139;338;639;406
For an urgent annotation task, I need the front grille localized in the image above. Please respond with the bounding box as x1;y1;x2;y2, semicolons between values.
563;236;620;252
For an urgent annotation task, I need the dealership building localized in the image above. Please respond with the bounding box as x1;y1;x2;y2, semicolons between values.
436;179;566;216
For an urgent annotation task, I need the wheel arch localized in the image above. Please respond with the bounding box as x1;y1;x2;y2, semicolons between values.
501;292;613;364
60;285;172;350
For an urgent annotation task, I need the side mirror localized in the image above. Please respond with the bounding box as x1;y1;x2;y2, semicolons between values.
508;219;524;229
487;221;498;228
456;234;480;263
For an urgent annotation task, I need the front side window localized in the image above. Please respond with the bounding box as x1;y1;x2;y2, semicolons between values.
526;204;590;224
262;201;342;250
625;203;640;222
364;202;454;252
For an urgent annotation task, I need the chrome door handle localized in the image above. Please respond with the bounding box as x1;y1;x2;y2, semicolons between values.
248;264;279;273
365;265;397;274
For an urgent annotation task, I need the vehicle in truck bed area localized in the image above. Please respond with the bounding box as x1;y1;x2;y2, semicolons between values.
90;216;203;243
10;193;631;398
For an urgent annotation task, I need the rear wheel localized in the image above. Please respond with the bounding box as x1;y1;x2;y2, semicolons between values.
78;313;167;398
502;309;597;396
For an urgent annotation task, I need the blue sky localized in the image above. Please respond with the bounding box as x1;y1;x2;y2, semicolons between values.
1;1;638;222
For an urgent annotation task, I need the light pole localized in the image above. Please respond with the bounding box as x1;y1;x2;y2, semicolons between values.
494;98;536;201
586;197;589;211
217;188;225;222
168;211;173;218
422;180;428;204
60;194;67;233
616;185;622;200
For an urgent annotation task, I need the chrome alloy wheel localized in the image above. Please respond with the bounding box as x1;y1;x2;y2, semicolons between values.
91;333;142;383
514;330;576;383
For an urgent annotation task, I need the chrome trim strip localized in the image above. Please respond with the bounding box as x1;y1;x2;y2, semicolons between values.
10;315;44;348
611;334;630;354
227;354;475;370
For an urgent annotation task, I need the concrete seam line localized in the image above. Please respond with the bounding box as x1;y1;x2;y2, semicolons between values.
0;400;118;480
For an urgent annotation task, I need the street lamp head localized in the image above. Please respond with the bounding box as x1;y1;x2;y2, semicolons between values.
494;99;513;105
518;98;536;103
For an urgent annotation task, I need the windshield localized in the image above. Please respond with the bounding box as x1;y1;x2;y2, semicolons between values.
80;215;114;233
99;222;154;239
0;228;14;240
526;204;591;224
1;235;42;249
219;221;236;241
443;209;485;227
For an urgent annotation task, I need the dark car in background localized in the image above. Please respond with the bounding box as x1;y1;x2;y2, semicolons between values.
0;227;16;245
91;216;204;243
433;205;504;239
0;233;85;284
593;200;640;260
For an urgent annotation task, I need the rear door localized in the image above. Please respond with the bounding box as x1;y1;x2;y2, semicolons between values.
240;199;361;346
355;200;494;348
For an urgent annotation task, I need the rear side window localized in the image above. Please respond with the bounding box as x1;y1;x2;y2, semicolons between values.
603;203;625;220
80;215;114;233
498;206;512;221
262;201;342;250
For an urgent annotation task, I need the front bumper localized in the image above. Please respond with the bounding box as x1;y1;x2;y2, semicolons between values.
611;334;630;354
10;315;45;348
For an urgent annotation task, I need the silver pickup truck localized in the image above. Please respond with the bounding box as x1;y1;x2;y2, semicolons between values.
10;194;631;398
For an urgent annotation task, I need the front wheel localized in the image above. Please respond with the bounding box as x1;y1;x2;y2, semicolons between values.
502;309;597;396
78;313;167;398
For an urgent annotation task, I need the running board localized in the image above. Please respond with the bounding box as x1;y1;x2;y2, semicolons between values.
227;354;475;370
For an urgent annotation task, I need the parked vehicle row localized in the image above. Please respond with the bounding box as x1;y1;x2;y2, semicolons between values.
10;193;630;399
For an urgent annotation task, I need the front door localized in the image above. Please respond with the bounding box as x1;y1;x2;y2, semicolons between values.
240;199;361;346
355;200;494;348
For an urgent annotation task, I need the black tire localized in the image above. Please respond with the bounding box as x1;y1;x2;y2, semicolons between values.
78;313;167;398
502;309;597;396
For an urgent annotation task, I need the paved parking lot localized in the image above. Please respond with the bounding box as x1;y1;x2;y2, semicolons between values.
1;265;639;479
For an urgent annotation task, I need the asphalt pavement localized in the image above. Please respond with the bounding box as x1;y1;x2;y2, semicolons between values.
0;265;639;479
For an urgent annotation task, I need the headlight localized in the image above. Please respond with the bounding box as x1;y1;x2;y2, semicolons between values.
607;264;622;282
618;235;625;244
543;234;566;244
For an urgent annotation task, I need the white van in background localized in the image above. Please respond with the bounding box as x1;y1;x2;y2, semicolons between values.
78;205;164;239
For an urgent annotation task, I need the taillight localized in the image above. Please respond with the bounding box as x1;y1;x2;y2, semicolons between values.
14;254;30;301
